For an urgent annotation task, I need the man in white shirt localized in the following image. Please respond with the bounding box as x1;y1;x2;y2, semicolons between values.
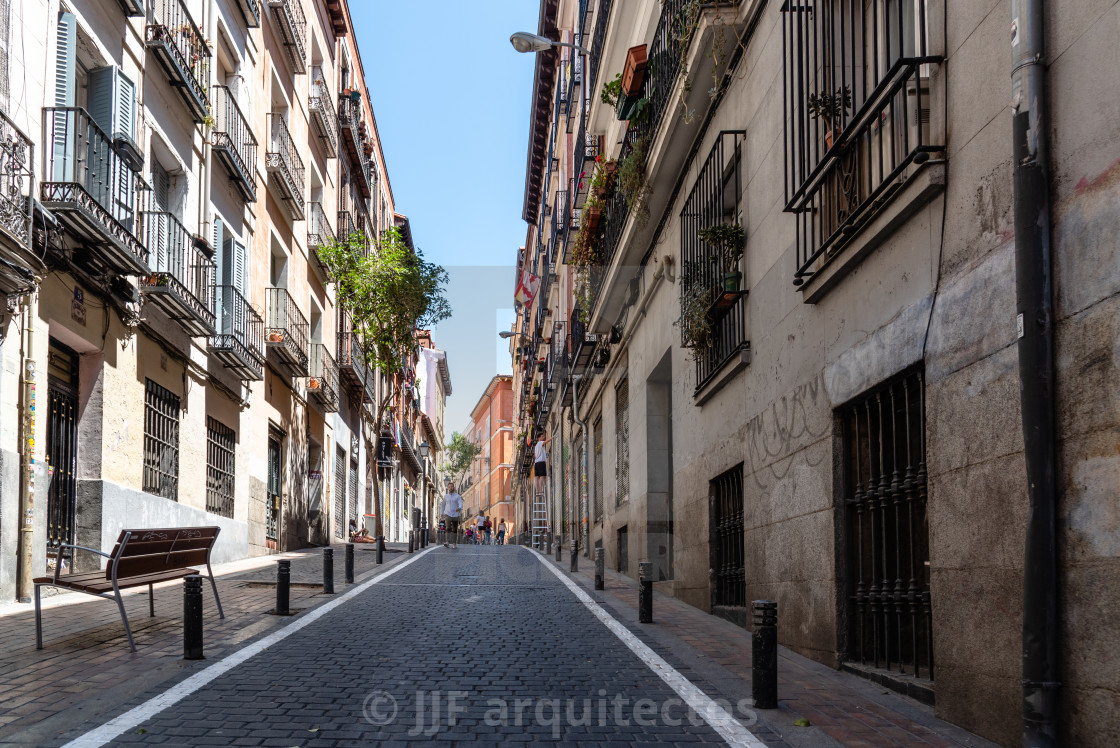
442;479;463;549
533;433;552;494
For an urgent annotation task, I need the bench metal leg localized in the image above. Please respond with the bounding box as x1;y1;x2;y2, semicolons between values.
149;583;155;617
35;585;43;650
114;590;137;653
206;564;225;619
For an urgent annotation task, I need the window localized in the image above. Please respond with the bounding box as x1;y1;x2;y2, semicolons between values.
679;131;748;391
143;379;180;501
593;414;603;522
782;0;942;287
333;446;346;537
615;377;629;506
839;367;932;681
348;453;359;532
206;417;236;518
710;465;745;618
267;431;283;542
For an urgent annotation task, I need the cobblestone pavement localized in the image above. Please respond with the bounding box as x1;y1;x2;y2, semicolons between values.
0;544;1002;747
0;542;411;747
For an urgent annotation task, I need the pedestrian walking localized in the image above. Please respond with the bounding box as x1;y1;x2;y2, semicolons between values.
533;433;552;494
442;479;463;549
483;516;493;545
496;520;506;545
475;513;485;545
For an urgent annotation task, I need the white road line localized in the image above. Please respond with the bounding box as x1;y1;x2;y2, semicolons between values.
62;547;436;748
536;552;767;748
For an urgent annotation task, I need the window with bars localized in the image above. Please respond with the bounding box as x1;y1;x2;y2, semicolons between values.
615;377;630;506
710;465;745;616
267;433;282;542
333;446;346;538
593;414;603;522
143;379;180;501
206;417;236;518
680;131;748;391
782;0;942;287
840;367;932;682
348;455;358;529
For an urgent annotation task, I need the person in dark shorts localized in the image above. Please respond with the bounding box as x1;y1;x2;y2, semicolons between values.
442;479;463;548
533;433;552;494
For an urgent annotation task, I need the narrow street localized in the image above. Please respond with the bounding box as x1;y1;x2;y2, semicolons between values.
1;545;997;748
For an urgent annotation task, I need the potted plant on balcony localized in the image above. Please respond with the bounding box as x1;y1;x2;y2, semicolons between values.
698;222;745;292
807;85;853;149
621;45;648;97
309;377;321;389
674;269;714;358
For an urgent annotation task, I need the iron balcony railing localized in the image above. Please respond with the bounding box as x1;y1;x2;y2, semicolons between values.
782;0;943;286
146;0;211;123
0;109;33;253
356;211;375;251
309;68;339;158
336;209;356;241
337;96;372;197
210;285;265;380
266;287;309;375
308;342;339;412
336;329;366;393
267;0;306;74
266;113;305;220
211;85;256;202
236;0;261;29
139;211;216;336
307;201;335;279
41;107;151;275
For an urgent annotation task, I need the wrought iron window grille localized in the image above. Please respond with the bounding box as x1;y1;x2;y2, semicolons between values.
781;0;944;287
206;417;236;518
143;378;181;501
710;464;745;619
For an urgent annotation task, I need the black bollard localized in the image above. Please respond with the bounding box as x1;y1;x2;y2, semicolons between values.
595;548;605;590
183;575;204;660
639;562;653;624
752;600;778;709
276;559;291;615
555;536;562;562
376;535;384;564
323;548;335;594
408;530;414;554
345;543;355;584
570;540;578;572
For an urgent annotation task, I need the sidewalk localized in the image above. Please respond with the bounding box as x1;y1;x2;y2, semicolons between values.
0;541;413;746
536;548;1000;748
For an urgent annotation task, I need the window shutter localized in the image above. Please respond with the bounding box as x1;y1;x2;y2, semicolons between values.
213;217;224;277
116;70;137;145
233;237;247;296
87;66;116;136
151;162;169;269
52;12;77;183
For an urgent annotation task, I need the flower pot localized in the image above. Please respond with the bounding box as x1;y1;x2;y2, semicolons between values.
269;331;284;343
723;271;743;293
585;205;602;234
621;45;647;97
350;90;362;103
309;378;320;389
824;127;841;149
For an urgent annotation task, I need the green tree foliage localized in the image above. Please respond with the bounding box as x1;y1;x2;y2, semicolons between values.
317;227;451;532
441;431;482;490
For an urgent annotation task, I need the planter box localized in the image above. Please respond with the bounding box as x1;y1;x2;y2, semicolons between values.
621;45;647;97
585;205;603;234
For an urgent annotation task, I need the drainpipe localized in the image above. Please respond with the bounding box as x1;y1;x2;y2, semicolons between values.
1011;0;1059;745
198;0;215;241
16;292;39;603
569;367;587;555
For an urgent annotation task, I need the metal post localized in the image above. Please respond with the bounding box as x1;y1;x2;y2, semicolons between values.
344;543;354;584
639;562;653;623
183;575;204;660
595;548;604;590
376;535;384;564
276;559;291;615
570;539;578;572
555;536;562;562
408;530;414;553
752;600;778;709
323;548;334;594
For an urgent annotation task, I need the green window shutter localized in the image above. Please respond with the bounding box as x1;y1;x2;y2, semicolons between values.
117;70;136;144
87;66;116;136
233;237;247;297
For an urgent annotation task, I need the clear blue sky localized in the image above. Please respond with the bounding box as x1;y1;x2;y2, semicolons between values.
351;2;539;440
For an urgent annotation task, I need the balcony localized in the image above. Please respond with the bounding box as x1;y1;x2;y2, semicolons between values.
307;201;335;281
266;287;309;375
146;0;211;123
308;342;339;412
212;86;256;202
41;107;151;276
266;113;305;221
337;330;372;403
114;0;144;17
210;285;265;380
337;96;372;197
309;69;339;158
267;0;306;74
324;0;347;36
236;0;261;28
0;110;40;295
336;210;356;241
139;211;216;336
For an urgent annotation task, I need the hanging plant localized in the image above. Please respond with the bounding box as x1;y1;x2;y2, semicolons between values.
674;278;713;357
618;131;652;227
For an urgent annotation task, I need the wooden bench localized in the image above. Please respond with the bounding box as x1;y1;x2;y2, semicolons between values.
34;526;226;652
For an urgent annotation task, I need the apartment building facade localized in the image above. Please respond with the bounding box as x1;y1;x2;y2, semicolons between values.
512;0;1120;744
0;0;428;605
461;375;513;531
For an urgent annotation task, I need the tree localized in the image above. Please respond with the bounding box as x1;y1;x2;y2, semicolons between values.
441;431;482;491
318;227;451;535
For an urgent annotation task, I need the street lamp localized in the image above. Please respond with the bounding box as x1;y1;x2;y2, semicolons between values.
499;331;526;339
509;31;589;55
